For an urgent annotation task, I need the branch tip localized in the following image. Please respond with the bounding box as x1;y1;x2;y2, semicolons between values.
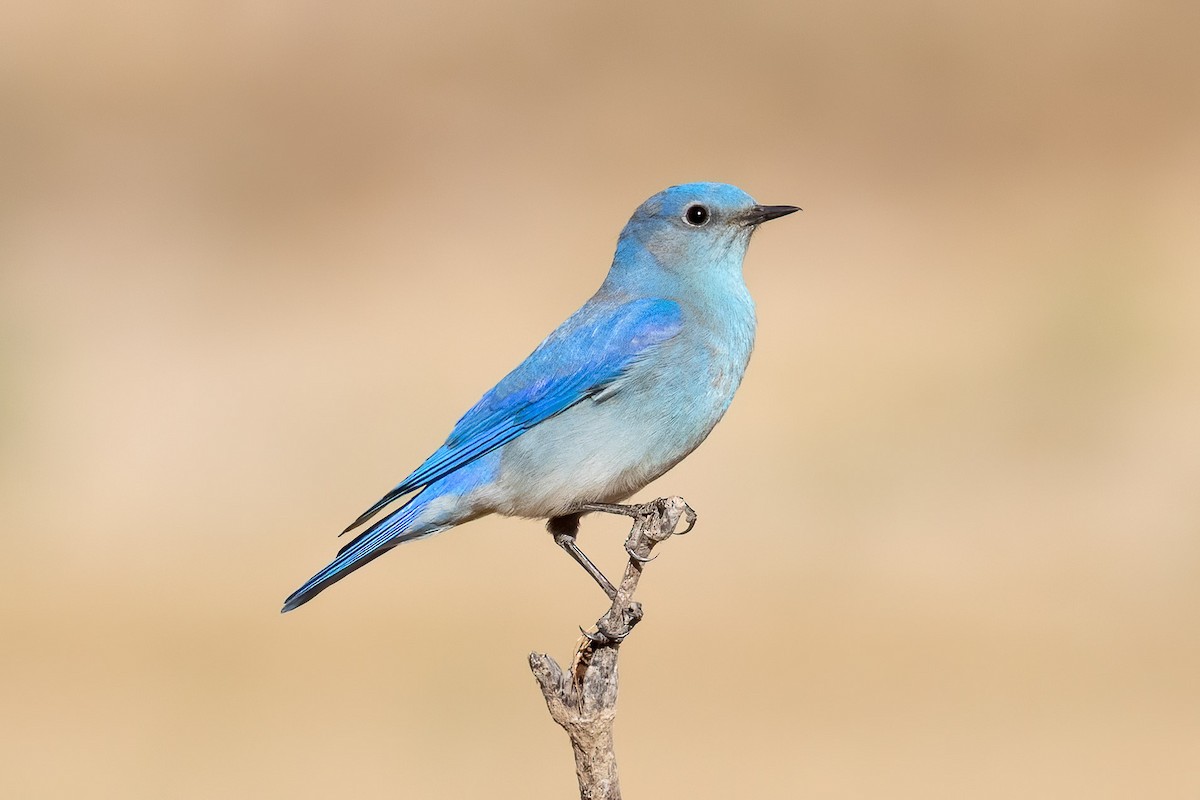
529;496;695;799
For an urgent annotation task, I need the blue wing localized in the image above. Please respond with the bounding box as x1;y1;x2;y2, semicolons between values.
342;297;683;533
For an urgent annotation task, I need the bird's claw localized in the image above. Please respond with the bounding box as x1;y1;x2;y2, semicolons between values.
579;625;610;644
675;505;697;535
624;540;656;563
580;624;624;645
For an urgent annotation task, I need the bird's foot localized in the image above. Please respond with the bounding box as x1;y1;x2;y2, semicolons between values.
582;498;697;536
580;602;644;645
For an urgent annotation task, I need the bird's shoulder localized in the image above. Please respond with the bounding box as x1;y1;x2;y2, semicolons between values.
529;296;683;366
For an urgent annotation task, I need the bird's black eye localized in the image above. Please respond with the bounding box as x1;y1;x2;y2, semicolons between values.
684;204;710;227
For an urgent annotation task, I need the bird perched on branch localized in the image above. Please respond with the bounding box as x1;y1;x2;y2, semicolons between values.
283;182;798;612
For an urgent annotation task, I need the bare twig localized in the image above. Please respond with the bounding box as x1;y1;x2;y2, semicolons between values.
529;496;696;800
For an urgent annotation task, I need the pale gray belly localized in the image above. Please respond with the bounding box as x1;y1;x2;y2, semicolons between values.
479;362;737;518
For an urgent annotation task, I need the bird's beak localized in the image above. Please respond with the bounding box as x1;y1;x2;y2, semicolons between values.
740;204;801;226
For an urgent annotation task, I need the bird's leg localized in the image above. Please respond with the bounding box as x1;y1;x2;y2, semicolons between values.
582;502;658;562
547;514;618;601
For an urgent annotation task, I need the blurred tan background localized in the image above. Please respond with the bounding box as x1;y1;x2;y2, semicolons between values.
2;1;1199;797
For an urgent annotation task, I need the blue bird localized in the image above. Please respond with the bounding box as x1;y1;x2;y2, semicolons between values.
283;183;798;612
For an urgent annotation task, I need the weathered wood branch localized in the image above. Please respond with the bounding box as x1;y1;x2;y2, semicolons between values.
529;496;696;800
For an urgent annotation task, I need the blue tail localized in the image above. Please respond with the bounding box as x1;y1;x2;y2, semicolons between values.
282;490;435;612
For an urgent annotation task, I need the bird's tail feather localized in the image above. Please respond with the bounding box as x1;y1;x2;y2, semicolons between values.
281;490;436;613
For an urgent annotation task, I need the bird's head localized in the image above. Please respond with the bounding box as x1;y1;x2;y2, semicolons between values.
606;182;798;293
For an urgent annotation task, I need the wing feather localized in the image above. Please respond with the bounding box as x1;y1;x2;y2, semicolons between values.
342;297;682;533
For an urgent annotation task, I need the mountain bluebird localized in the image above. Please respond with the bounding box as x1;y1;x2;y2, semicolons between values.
282;182;798;612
